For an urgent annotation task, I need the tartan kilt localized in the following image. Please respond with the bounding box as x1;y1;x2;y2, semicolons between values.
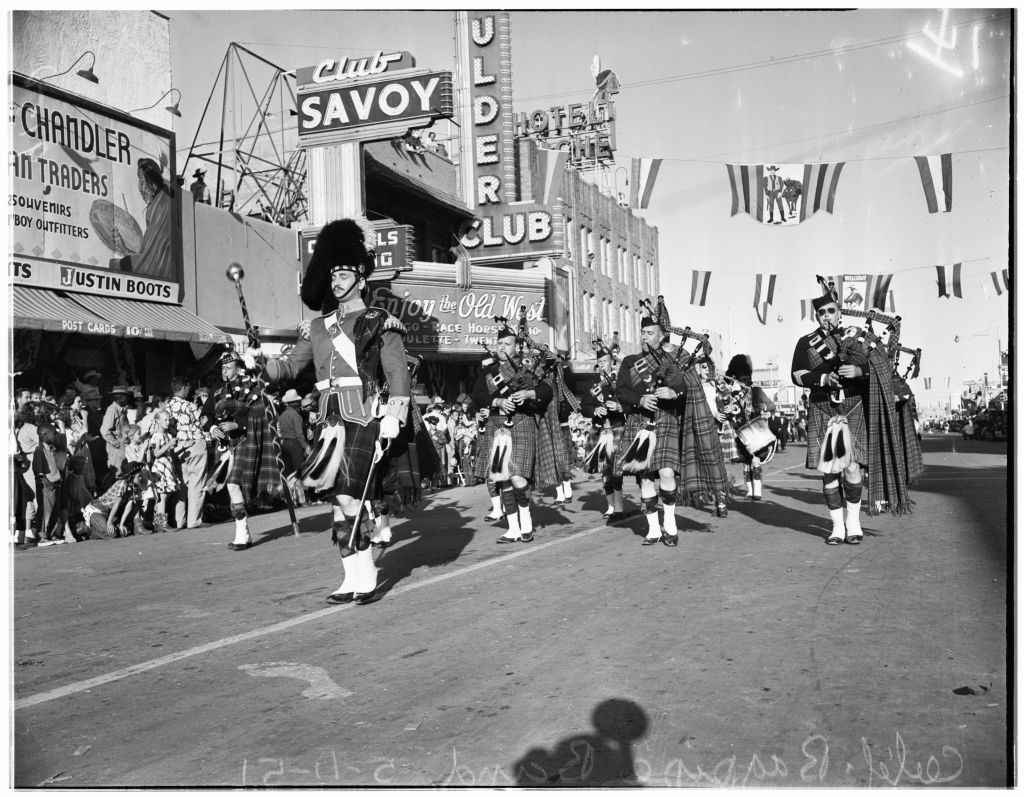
679;398;729;502
538;400;573;485
227;403;283;504
307;414;422;504
614;408;681;477
719;422;738;461
805;394;867;469
898;401;925;483
473;412;541;484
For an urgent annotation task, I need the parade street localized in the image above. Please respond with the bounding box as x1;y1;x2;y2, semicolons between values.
13;436;1008;788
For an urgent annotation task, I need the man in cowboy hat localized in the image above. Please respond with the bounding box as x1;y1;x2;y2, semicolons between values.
277;388;308;506
99;385;131;490
200;347;283;550
764;164;787;224
471;318;554;543
263;217;420;605
189;168;211;205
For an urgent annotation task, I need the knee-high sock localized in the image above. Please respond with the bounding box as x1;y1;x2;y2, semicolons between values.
843;477;863;536
514;485;533;534
642;495;661;538
555;483;565;501
562;479;573;500
823;476;845;540
659;487;677;535
230;502;249;545
500;487;521;538
744;465;754;496
486;480;503;516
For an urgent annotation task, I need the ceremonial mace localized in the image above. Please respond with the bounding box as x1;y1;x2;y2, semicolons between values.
225;262;300;538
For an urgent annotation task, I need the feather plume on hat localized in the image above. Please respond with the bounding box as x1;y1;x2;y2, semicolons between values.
301;217;377;314
813;275;839;312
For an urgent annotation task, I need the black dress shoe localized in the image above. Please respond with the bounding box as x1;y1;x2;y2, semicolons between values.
750;496;761;502
519;532;535;543
326;592;354;604
496;535;519;544
641;537;660;546
484;513;504;522
845;535;862;545
355;587;384;605
662;533;679;547
825;536;844;546
227;541;253;551
716;505;728;518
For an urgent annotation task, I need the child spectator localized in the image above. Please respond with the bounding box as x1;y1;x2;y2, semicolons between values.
32;424;68;545
146;409;182;533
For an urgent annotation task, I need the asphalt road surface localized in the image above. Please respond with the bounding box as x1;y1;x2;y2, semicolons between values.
11;435;1009;787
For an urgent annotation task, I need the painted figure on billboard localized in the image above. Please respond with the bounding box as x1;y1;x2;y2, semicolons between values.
115;158;174;280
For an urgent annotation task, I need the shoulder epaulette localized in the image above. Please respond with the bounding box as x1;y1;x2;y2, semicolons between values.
383;314;407;335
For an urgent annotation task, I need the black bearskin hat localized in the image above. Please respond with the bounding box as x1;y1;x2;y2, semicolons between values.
301;218;377;314
725;354;753;382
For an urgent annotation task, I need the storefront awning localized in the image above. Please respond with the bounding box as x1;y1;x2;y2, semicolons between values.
11;286;231;344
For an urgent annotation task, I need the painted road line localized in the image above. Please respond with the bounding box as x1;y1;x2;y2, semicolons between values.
14;523;607;711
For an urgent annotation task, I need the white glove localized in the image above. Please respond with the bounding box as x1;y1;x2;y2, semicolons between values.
243;348;261;370
379;415;401;440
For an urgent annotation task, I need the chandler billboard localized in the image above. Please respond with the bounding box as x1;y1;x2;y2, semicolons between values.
10;73;183;303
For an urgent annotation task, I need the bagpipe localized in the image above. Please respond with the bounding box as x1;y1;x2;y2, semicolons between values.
583;345;619;473
513;305;582;414
638;297;712;374
221;263;300;536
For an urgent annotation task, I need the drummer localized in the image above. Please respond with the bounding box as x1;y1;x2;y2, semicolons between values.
723;354;777;501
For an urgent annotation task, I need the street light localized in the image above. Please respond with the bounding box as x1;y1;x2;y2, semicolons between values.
131;88;182;118
37;50;99;84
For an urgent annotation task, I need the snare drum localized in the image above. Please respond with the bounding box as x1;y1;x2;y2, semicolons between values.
736;417;778;462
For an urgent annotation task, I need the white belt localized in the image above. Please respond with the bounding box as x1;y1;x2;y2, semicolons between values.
314;376;362;391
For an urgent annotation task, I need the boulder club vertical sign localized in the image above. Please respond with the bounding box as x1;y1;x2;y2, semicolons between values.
457;12;558;263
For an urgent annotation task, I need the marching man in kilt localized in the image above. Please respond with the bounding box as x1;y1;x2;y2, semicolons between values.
581;339;627;521
614;298;686;546
264;218;414;605
791;277;913;546
201;348;283;550
471;320;554;543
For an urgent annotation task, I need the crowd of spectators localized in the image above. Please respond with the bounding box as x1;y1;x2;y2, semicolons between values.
10;371;322;550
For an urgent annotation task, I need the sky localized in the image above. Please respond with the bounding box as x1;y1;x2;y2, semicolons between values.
158;6;1013;415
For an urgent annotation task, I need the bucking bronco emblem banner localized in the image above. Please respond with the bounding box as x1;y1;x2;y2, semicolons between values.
727;162;845;225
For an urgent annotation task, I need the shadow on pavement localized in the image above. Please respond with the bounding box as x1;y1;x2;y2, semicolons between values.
372;505;476;598
251;510;331;547
726;496;841;542
513;698;648;787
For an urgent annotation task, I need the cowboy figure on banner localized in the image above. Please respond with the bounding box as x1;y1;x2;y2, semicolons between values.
763;165;788;224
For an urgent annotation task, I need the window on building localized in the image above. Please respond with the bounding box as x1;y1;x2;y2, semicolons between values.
565;216;574;261
583;226;594;269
